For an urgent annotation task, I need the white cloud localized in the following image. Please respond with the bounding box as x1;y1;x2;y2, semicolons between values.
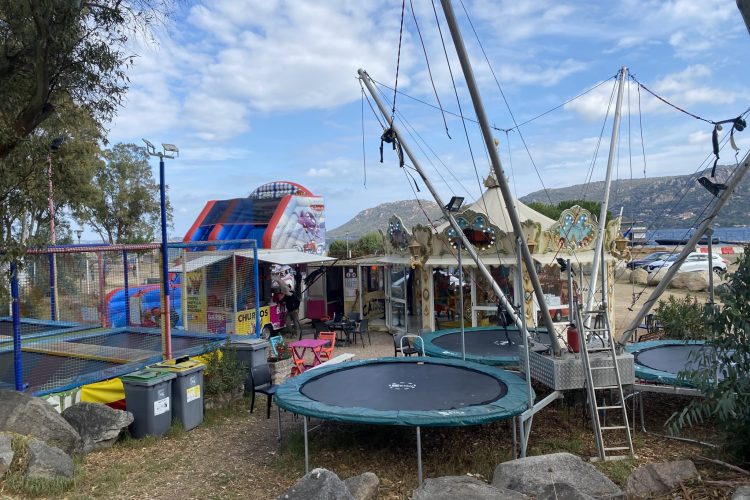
307;168;336;178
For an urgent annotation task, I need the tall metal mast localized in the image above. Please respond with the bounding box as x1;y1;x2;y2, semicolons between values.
584;67;627;322
439;0;561;355
358;69;531;343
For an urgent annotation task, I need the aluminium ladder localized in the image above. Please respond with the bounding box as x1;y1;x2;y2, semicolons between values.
575;302;634;461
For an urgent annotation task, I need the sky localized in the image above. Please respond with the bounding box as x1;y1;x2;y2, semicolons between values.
105;0;750;240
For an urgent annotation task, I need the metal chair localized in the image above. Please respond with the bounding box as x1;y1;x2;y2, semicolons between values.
393;332;424;357
249;363;281;440
351;319;370;347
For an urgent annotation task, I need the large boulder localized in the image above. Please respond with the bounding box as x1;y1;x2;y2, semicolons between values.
278;468;354;500
62;402;133;454
491;453;623;498
0;432;14;476
616;269;632;284
25;440;74;480
669;272;709;292
625;460;699;498
0;390;81;455
412;476;528;500
733;485;750;500
646;268;668;285
630;268;649;285
537;482;595;500
343;472;379;500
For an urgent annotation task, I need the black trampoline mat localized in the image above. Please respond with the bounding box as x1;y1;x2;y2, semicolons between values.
300;362;507;411
433;329;524;357
634;344;731;378
69;332;204;351
0;320;75;337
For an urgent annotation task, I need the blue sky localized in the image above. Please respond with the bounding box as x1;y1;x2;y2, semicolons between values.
106;0;750;239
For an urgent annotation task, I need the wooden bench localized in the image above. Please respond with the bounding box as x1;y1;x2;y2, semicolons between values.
308;353;355;371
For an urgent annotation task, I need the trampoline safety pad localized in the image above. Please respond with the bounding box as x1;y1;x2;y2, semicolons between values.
275;357;531;427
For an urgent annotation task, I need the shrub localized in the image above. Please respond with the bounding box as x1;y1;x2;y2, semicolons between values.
654;295;711;340
667;247;750;462
203;345;246;396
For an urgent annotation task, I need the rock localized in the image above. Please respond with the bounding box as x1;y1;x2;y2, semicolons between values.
616;269;632;284
733;485;750;500
0;390;81;455
669;272;709;292
625;460;699;498
62;402;133;454
0;432;14;476
412;475;528;500
537;482;595;500
492;453;623;498
25;440;74;480
630;268;649;285
343;472;379;500
647;268;669;285
277;468;354;500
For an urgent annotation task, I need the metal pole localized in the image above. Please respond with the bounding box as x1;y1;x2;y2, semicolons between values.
707;229;715;305
517;237;533;410
48;254;56;320
438;0;562;356
622;150;750;344
159;156;172;358
358;69;543;352
511;417;518;459
585;67;627;319
303;416;309;473
253;245;261;337
11;262;23;391
458;238;465;360
98;253;106;326
48;154;59;321
416;426;423;484
566;259;574;324
181;249;188;331
123;250;130;326
232;253;238;332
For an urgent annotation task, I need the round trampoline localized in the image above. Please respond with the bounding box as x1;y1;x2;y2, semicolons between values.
626;339;731;387
276;356;530;426
421;326;550;366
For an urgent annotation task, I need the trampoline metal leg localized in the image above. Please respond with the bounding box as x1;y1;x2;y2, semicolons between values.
416;426;423;485
304;416;309;474
277;405;282;442
512;417;518;459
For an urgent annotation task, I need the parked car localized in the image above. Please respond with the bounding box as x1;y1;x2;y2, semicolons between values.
627;251;671;270
646;252;727;275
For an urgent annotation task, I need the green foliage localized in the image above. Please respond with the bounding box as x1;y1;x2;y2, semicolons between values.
203;346;247;396
527;200;611;222
327;239;348;258
353;232;384;257
654;295;711;340
0;0;171;160
74;143;171;244
667;247;750;462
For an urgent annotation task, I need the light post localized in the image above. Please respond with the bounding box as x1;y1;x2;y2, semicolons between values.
445;196;465;360
48;137;64;320
345;231;350;259
143;139;178;359
75;229;83;245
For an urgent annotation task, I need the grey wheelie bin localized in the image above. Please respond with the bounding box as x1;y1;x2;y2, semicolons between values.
150;358;206;431
121;369;176;438
227;337;269;394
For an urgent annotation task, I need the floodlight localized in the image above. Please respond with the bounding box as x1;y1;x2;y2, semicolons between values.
162;143;179;158
444;196;465;212
142;139;156;155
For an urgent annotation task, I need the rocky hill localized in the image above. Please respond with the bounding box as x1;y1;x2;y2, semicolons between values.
520;165;750;228
328;199;443;239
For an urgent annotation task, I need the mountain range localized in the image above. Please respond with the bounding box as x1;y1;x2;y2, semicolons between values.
327;165;750;239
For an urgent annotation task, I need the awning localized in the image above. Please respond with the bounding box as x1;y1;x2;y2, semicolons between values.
377;255;412;265
426;254;518;266
169;254;231;273
239;248;337;266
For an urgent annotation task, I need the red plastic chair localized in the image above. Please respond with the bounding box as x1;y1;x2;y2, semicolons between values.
317;331;336;361
291;348;306;376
